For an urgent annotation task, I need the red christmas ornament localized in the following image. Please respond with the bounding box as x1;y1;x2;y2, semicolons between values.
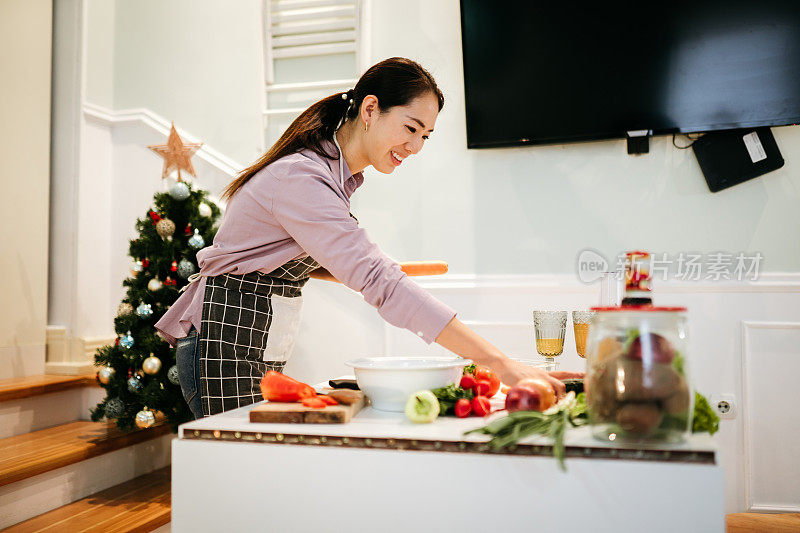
170;261;178;272
115;337;120;347
164;276;177;286
148;210;162;223
142;258;151;268
184;223;192;235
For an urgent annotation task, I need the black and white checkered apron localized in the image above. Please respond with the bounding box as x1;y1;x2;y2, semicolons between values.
198;256;320;416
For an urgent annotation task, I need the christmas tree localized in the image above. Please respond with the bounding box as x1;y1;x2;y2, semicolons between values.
91;124;222;431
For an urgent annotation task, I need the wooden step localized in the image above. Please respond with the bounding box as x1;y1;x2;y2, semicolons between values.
4;466;171;532
0;420;170;487
0;373;98;402
727;512;800;532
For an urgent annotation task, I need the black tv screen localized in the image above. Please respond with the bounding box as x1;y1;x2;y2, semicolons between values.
460;1;800;148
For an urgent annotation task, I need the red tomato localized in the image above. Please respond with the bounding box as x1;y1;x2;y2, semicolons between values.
454;398;472;418
473;366;501;398
459;374;476;390
474;379;491;396
472;396;492;416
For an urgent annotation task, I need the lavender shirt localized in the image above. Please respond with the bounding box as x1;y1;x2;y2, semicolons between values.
154;137;457;347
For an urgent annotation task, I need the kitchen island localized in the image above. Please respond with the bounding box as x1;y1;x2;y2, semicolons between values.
172;401;723;532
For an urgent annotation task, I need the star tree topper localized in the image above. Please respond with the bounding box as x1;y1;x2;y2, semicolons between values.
148;123;203;181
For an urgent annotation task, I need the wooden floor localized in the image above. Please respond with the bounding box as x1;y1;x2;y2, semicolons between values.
5;467;171;532
0;420;170;487
727;512;800;532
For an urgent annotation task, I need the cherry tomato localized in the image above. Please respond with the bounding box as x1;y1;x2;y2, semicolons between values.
473;366;501;397
472;396;492;416
474;379;491;396
454;398;472;418
459;374;476;390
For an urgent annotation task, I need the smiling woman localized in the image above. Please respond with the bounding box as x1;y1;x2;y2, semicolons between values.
155;57;571;418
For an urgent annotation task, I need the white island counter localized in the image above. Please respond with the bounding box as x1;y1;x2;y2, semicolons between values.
172;401;723;532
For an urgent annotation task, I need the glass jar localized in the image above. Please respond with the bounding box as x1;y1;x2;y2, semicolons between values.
584;306;692;444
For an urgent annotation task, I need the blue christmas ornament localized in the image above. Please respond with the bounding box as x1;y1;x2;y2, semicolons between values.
169;181;190;200
120;331;134;349
167;365;180;385
188;229;205;249
105;397;124;418
177;259;196;279
136;303;153;319
127;375;143;393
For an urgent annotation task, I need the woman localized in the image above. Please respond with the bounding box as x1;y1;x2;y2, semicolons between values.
155;57;567;419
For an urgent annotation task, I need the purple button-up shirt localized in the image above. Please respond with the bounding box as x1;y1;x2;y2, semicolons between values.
154;137;457;347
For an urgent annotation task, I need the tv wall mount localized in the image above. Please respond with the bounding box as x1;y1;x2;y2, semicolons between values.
626;130;652;155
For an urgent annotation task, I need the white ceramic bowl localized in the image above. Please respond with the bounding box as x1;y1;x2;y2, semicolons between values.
345;357;472;412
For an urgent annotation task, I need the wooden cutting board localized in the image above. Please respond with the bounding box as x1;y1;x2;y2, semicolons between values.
249;393;365;424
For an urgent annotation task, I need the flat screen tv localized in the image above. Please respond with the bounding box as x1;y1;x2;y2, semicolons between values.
460;1;800;148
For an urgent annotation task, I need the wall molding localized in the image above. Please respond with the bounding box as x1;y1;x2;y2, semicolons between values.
45;325;115;375
416;272;800;293
741;320;800;513
82;102;243;178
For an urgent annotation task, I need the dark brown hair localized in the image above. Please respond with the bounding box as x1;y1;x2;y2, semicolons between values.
220;57;444;202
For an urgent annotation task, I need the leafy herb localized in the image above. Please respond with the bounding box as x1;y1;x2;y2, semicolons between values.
623;328;640;351
672;351;685;375
659;391;719;435
431;384;474;416
463;363;476;375
465;392;586;471
692;392;720;435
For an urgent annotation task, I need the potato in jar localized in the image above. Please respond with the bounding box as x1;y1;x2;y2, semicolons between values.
616;403;664;436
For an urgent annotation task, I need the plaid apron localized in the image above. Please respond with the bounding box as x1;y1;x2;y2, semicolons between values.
198;256;320;416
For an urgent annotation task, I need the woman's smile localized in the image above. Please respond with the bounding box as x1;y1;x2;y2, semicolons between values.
390;150;405;166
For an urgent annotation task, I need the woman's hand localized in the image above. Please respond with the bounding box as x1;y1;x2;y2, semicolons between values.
493;359;570;400
435;317;583;400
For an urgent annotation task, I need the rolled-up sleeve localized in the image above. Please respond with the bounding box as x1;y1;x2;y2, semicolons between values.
269;161;456;344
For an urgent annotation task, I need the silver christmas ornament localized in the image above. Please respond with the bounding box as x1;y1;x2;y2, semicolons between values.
130;260;143;276
136;303;153;319
198;202;212;217
156;218;176;241
177;259;195;279
142;355;162;375
127;375;143;393
120;331;134;349
169;181;190;200
148;277;163;291
188;229;205;249
104;397;124;419
97;365;115;384
167;365;180;385
117;302;134;316
135;408;156;429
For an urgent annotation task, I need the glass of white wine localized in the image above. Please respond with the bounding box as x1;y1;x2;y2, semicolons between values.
533;310;567;363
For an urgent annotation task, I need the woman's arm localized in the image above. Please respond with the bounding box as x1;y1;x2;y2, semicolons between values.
308;266;337;282
435;316;568;398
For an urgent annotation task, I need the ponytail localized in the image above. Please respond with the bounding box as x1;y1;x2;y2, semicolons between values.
220;57;444;202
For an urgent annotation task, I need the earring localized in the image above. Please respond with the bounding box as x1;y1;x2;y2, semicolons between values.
364;121;368;133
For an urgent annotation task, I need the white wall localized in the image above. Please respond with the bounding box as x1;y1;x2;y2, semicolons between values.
1;0;52;379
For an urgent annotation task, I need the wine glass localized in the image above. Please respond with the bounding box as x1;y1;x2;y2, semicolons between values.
572;310;596;358
533;310;567;364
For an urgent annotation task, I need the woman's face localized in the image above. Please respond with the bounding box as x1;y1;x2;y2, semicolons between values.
361;92;439;174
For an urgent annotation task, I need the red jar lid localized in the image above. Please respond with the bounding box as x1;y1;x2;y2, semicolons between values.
591;305;687;312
